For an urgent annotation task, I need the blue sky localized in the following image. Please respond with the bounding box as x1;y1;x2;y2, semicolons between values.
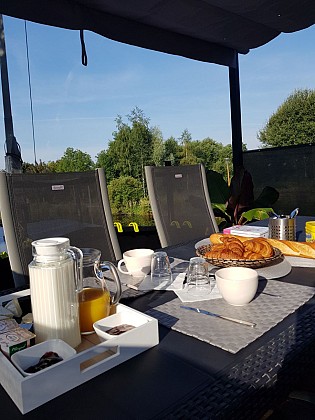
1;15;315;169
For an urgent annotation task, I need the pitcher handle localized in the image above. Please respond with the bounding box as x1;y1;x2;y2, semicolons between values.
97;261;122;305
68;246;83;291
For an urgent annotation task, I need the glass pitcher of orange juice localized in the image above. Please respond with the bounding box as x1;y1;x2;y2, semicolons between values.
78;248;122;334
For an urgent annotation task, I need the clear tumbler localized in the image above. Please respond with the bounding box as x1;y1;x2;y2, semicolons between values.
151;251;172;287
186;257;210;298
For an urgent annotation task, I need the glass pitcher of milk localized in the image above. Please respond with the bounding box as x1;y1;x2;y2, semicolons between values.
29;237;83;348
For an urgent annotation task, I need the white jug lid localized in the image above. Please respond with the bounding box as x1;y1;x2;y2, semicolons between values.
31;238;70;256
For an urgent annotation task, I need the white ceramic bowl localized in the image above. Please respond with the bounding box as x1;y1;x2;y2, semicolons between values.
93;306;149;341
215;267;258;306
11;339;76;376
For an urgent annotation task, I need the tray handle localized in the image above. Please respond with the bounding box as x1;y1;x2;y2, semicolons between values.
73;342;120;374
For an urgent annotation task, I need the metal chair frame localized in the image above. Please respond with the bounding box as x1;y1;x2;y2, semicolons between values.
0;168;121;287
145;164;219;248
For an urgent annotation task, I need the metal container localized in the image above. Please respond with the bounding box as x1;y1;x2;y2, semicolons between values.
305;221;315;242
268;216;296;241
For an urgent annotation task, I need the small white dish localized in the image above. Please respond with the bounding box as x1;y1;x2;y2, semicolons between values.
11;339;76;377
93;307;150;341
194;238;210;249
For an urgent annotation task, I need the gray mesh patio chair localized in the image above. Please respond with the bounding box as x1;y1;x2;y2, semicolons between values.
145;164;219;248
0;168;122;287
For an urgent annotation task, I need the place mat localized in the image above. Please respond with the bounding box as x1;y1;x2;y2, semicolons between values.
146;280;315;354
117;256;291;300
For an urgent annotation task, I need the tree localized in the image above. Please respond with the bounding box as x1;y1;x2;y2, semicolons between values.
164;136;182;165
107;108;154;181
108;176;143;213
95;146;120;182
111;117;133;177
179;129;198;164
258;89;315;147
54;148;95;172
186;138;235;182
151;126;165;166
127;107;154;184
191;137;224;169
23;160;55;173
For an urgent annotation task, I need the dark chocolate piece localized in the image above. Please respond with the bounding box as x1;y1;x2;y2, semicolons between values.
24;351;63;373
106;324;135;335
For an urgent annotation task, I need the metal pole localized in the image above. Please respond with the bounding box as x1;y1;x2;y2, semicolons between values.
228;52;243;171
224;157;230;186
0;14;22;172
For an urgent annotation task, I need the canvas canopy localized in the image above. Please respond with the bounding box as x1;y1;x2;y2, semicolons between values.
2;0;315;67
1;1;315;169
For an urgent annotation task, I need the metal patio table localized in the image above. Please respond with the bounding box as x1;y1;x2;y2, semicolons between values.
2;234;315;419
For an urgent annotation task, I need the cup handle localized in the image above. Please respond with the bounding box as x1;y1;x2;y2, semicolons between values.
117;259;130;275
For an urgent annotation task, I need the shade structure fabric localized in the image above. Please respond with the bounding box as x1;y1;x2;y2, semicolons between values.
1;1;315;170
1;0;315;67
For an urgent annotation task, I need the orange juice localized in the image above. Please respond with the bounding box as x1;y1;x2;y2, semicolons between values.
78;287;110;333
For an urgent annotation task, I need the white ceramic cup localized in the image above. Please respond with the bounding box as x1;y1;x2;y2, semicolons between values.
215;267;258;306
117;248;154;280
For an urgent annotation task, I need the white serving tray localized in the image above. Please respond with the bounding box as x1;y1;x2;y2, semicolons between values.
0;289;159;414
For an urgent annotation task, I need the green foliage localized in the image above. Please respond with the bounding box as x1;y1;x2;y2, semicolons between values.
206;170;230;204
239;208;274;224
101;107;155;183
0;251;8;259
191;138;222;167
191;139;234;181
23;160;57;173
179;129;195;164
135;197;152;214
55;148;95;172
22;108;240;184
95;148;119;182
258;89;315;147
151;126;166;166
108;176;143;213
164;136;182;165
213;203;274;229
210;175;274;228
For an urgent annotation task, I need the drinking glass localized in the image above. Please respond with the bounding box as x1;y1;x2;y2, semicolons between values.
187;257;210;297
151;251;172;287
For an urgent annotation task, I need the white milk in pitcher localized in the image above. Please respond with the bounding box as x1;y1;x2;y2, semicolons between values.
29;238;82;348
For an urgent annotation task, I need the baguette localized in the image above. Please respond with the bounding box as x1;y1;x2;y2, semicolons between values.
209;233;315;259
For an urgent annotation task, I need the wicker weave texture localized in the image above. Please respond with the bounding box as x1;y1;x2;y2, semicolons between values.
196;244;283;269
163;306;315;419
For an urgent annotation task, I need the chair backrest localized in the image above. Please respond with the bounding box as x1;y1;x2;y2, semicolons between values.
145;164;219;247
0;168;122;287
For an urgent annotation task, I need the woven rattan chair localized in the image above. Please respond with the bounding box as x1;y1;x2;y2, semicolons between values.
0;169;122;287
145;164;219;248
